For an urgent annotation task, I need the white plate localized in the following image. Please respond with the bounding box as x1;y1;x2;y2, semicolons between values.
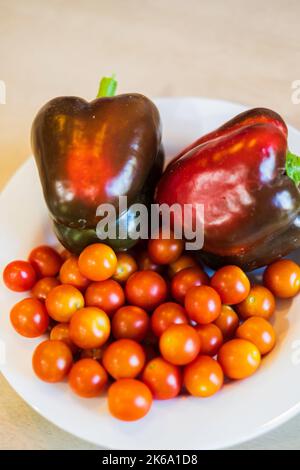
1;97;300;450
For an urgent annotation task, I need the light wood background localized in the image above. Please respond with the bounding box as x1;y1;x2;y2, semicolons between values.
1;0;300;450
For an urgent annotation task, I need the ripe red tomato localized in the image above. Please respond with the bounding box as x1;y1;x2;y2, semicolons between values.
10;298;49;338
85;279;125;317
159;324;201;365
68;358;108;398
50;322;78;354
151;302;188;337
3;260;37;292
148;230;184;265
137;250;164;273
78;243;117;281
69;307;110;349
218;338;261;379
168;254;197;278
184;285;221;324
46;284;84;322
112;305;149;341
31;277;60;301
103;339;145;379
125;270;167;311
112;253;138;283
236;317;276;355
171;267;209;304
211;265;250;305
236;285;275;320
214;305;239;339
263;259;300;298
32;339;73;382
59;256;90;290
108;379;152;421
184;356;224;397
142;357;182;399
195;324;223;356
28;245;63;278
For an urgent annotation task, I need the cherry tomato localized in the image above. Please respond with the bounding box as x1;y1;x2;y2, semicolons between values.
69;307;110;349
10;297;49;338
108;379;152;421
185;285;221;324
168;254;197;278
195;324;223;356
46;284;84;322
159;324;201;365
3;260;37;292
50;322;78;354
214;305;239;339
236;285;275;320
78;243;117;281
263;259;300;298
211;265;250;305
103;339;145;379
125;270;167;311
59;256;90;290
183;356;224;397
28;245;62;278
60;248;72;260
236;317;276;355
31;276;60;301
171;267;209;304
112;253;138;283
151;302;188;337
32;339;73;382
218;338;261;379
112;305;149;341
142;357;182;399
85;279;125;317
68;358;108;398
137;250;164;273
148;230;184;265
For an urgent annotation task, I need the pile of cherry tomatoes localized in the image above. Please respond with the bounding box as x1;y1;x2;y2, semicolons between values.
3;234;300;421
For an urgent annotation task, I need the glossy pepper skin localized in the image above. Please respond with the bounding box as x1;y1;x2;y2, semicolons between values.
156;108;300;271
32;92;163;253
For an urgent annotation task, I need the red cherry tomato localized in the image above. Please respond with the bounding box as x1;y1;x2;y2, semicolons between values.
236;317;276;355
236;285;275;320
168;254;197;279
214;305;239;339
32;339;73;382
69;307;111;349
112;305;149;341
103;339;145;379
50;322;78;354
46;284;84;322
151;302;188;337
108;379;152;421
263;259;300;298
10;297;49;338
78;243;117;281
59;256;90;290
28;245;63;278
142;357;182;400
31;277;60;301
3;260;37;292
137;250;164;273
148;230;184;265
85;280;125;317
184;356;224;397
171;267;209;304
195;324;223;356
218;338;261;379
185;285;221;324
211;265;250;305
125;270;167;311
159;324;201;365
68;358;108;398
112;253;138;283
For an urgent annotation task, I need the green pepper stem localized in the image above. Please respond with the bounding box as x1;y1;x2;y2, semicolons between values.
96;75;117;98
286;150;300;185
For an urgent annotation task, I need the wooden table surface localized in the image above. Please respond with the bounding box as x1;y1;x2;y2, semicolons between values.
1;0;300;450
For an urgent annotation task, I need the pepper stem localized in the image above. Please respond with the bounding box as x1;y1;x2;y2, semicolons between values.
286;150;300;185
97;75;117;98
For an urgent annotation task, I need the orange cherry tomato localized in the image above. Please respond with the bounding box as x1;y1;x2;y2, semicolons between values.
211;265;250;304
50;322;78;354
103;339;145;379
195;324;223;356
112;253;138;283
218;338;261;379
148;230;184;265
78;243;117;281
69;307;110;349
3;260;37;292
46;284;84;322
142;357;182;399
236;317;276;355
108;379;152;421
159;324;201;366
10;297;49;338
68;358;108;398
263;259;300;298
183;355;224;397
125;270;167;311
137;250;164;273
171;267;209;304
112;305;149;341
151;302;188;337
185;285;221;324
168;254;197;279
32;339;73;382
214;305;239;339
85;279;125;317
59;256;90;290
31;277;60;301
28;245;63;278
236;285;275;320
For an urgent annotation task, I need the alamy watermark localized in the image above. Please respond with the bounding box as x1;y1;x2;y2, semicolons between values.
0;80;6;104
